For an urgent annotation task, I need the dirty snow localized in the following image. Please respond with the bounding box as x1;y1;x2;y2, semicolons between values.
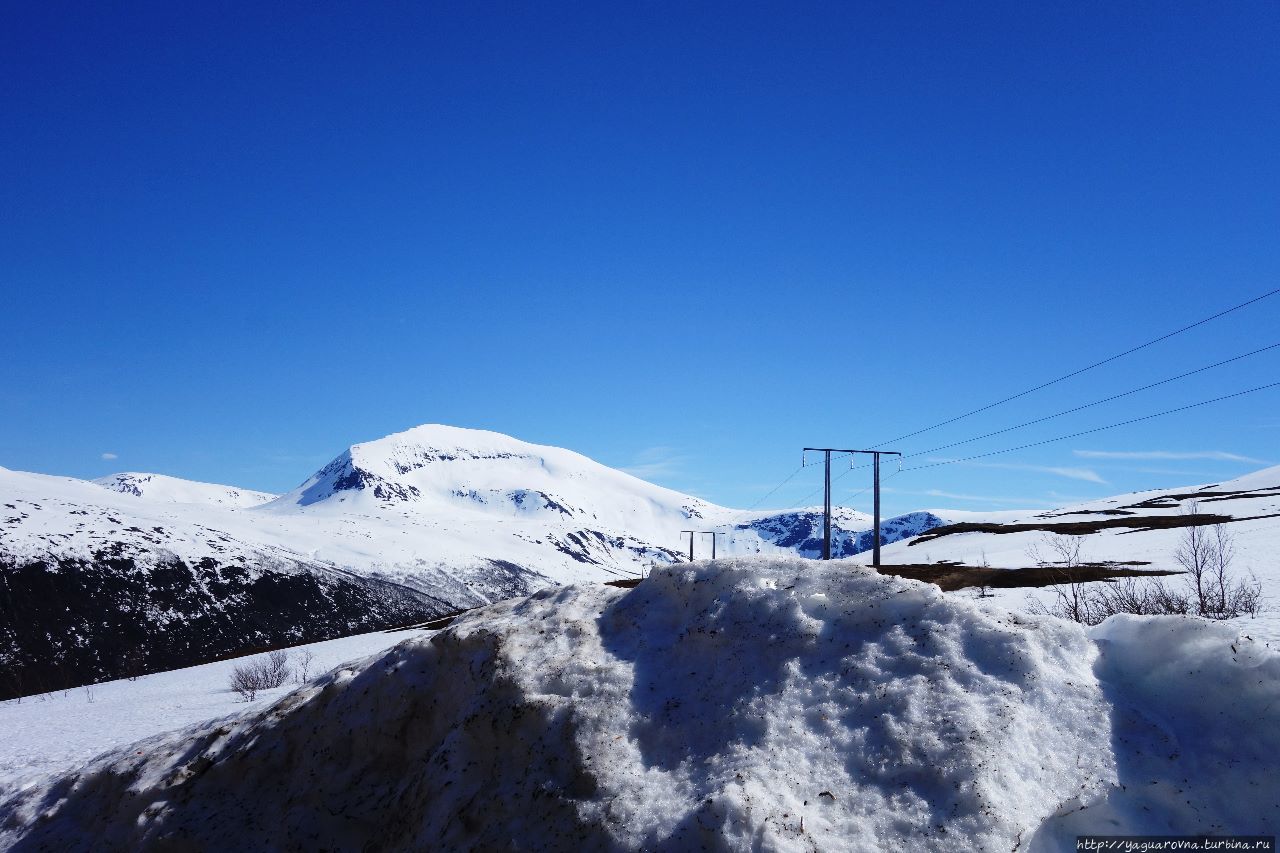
2;557;1274;850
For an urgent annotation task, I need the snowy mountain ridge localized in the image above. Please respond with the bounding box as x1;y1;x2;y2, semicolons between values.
94;472;277;508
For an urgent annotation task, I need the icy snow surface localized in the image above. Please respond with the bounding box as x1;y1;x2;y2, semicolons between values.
3;557;1274;850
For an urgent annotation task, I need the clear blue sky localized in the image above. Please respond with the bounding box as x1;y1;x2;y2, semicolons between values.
3;1;1278;516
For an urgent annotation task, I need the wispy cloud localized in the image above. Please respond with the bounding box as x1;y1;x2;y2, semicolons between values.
101;452;118;461
1073;449;1266;464
928;459;1107;484
1126;467;1215;478
923;489;1049;505
881;486;1052;507
620;446;688;481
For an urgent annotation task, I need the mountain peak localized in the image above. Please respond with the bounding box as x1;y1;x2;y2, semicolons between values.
290;425;559;507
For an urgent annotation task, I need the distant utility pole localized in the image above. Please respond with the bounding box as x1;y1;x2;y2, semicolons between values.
700;531;725;559
802;447;902;566
680;530;695;561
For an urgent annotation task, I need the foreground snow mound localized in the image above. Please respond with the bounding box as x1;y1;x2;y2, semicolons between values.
2;558;1273;851
1035;615;1280;844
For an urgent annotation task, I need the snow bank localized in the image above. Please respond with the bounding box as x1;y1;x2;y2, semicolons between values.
1034;615;1280;844
1;558;1275;851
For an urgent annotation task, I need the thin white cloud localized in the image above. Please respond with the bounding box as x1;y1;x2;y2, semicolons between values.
927;459;1107;484
1035;466;1107;484
923;489;1048;505
101;452;118;461
619;446;688;481
880;486;1052;507
1073;449;1265;464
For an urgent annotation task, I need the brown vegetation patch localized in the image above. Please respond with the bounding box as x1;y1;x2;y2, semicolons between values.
875;562;1177;592
911;512;1238;544
605;577;644;589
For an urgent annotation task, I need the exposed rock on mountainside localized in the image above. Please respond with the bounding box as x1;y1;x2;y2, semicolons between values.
742;508;946;557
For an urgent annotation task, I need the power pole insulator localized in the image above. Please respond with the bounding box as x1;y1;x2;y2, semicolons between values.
699;531;725;560
679;530;695;562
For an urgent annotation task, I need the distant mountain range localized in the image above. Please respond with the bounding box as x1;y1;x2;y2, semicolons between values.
0;425;945;697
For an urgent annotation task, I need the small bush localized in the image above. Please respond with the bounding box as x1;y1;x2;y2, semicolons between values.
230;649;290;702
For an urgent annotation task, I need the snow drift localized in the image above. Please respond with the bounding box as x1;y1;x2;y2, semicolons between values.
2;558;1276;851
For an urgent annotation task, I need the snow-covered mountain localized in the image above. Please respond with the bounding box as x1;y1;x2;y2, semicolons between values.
94;472;276;508
7;422;1277;697
0;425;940;697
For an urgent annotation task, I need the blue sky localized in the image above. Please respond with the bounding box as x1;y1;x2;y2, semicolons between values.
2;1;1278;516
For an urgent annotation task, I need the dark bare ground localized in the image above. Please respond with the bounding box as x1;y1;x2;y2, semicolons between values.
908;510;1280;545
604;562;1177;593
872;562;1178;592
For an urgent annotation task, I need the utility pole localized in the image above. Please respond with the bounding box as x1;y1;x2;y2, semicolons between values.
700;531;725;559
680;530;695;561
803;447;902;566
823;451;832;559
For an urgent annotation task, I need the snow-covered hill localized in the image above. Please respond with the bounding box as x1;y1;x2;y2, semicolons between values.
94;472;276;508
3;558;1275;850
882;465;1280;640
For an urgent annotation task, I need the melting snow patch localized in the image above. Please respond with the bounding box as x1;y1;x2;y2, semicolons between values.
0;557;1276;851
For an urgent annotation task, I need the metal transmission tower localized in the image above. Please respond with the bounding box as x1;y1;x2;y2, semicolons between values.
679;530;695;561
803;447;902;566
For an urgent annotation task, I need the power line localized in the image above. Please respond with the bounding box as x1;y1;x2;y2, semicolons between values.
719;464;807;528
871;286;1280;448
900;341;1280;460
715;333;1276;543
900;379;1280;474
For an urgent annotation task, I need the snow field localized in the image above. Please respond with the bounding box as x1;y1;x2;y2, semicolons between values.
0;627;426;795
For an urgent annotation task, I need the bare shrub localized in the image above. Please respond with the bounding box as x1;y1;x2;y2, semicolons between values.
293;649;316;684
1028;514;1263;625
230;649;290;702
121;647;146;682
1026;534;1095;623
1174;503;1216;614
1172;512;1263;620
1088;576;1190;620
